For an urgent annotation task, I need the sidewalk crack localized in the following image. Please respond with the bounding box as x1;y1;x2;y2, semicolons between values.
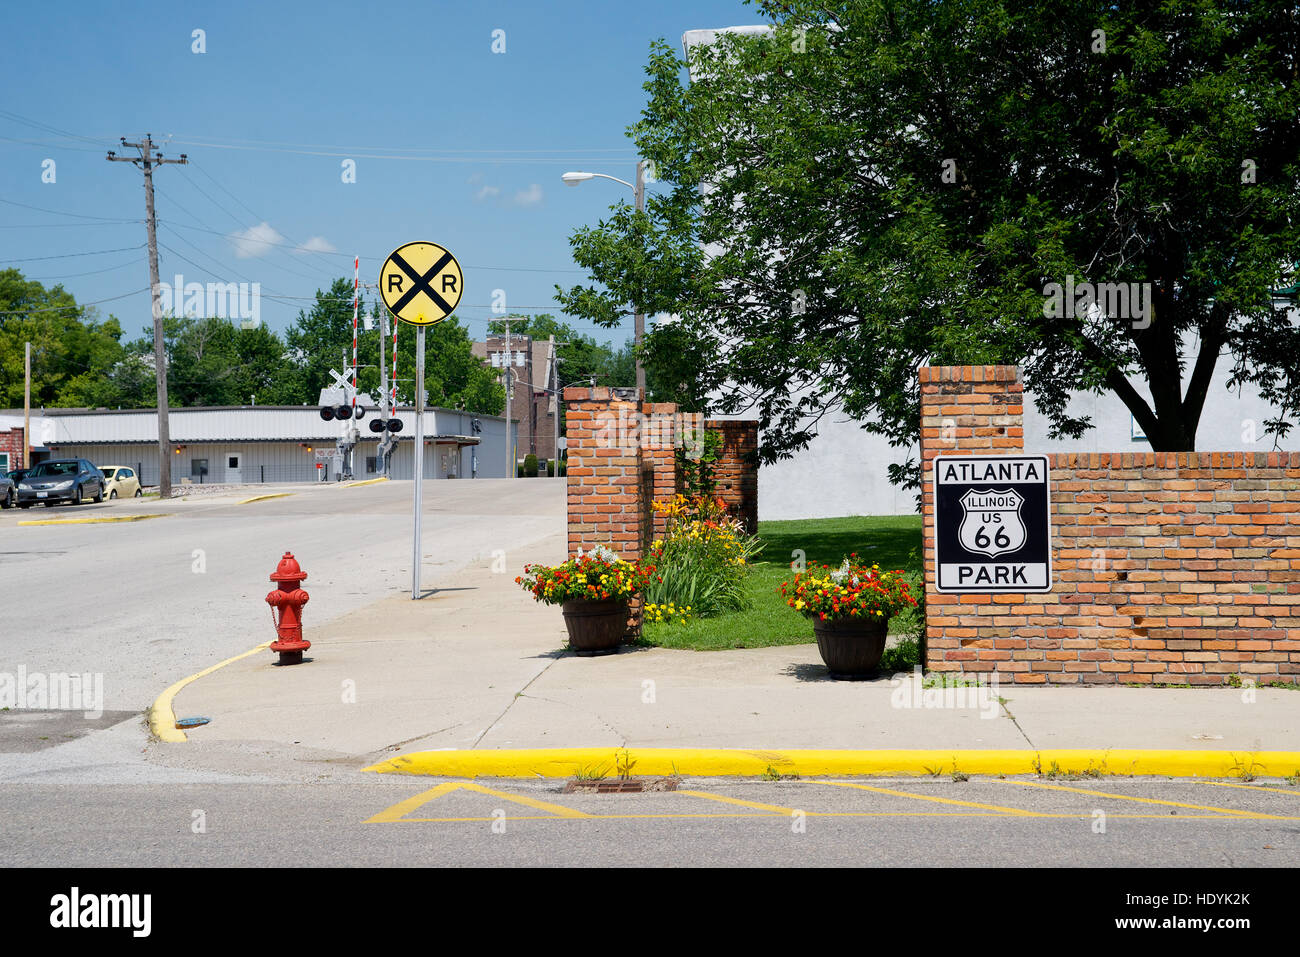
471;656;566;749
1000;697;1035;748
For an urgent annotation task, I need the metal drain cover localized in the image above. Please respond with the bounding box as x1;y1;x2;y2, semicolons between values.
563;778;679;794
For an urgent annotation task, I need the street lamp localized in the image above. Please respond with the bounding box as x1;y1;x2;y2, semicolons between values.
561;161;648;397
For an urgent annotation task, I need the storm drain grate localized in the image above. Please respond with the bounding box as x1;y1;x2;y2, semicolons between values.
563;778;679;794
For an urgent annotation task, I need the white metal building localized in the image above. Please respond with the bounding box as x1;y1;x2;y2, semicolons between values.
30;406;518;486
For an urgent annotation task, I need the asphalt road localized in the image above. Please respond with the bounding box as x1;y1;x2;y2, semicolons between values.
1;478;564;711
1;766;1296;867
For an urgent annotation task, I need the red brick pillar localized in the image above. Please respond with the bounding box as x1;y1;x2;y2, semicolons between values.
563;387;645;561
641;401;680;541
919;366;1025;672
705;419;759;535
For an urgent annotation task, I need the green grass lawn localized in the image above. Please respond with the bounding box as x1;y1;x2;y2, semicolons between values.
641;514;923;652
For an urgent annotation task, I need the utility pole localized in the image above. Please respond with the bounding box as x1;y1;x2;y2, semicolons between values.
495;315;528;478
107;134;187;498
23;342;30;469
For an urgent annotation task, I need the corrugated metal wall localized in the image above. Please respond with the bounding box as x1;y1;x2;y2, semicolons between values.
51;415;518;485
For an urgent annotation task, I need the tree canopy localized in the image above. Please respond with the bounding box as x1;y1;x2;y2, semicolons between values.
0;270;504;414
558;0;1300;487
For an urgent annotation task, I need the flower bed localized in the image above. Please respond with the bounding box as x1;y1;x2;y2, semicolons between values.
641;494;761;620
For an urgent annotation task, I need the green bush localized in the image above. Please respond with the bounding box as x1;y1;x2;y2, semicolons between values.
524;453;538;477
559;460;567;476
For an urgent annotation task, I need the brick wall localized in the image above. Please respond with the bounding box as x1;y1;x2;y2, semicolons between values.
0;428;24;469
921;365;1300;685
706;419;759;535
563;387;646;561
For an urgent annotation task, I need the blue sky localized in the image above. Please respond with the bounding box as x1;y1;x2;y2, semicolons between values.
0;0;758;345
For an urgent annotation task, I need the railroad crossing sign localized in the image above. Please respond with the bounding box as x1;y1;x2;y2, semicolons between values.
379;241;463;326
933;454;1052;593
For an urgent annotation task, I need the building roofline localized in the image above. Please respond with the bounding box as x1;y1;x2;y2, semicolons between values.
5;405;514;424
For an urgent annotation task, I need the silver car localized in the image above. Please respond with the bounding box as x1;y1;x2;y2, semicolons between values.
16;459;105;508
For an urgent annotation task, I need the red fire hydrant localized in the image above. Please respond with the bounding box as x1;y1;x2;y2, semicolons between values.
266;552;310;665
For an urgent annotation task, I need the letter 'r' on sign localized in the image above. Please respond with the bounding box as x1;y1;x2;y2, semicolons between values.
379;241;464;326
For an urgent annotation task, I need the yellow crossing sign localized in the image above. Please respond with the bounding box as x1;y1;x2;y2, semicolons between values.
378;240;463;326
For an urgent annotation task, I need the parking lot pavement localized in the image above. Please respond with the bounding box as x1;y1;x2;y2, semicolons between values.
1;774;1295;867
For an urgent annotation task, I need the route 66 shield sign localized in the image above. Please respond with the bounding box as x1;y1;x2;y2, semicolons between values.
958;488;1027;558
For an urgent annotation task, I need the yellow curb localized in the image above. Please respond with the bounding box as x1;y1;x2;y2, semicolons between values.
344;477;389;487
148;641;273;743
238;492;295;505
362;748;1300;780
18;513;169;526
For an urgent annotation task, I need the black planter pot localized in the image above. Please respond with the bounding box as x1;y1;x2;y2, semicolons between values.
813;616;888;679
561;599;629;656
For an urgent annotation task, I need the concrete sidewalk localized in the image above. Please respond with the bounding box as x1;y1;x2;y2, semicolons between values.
165;532;1300;773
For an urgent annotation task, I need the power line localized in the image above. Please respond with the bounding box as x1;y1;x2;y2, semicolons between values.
29;254;148;283
0;196;138;222
0;286;152;317
0;244;146;264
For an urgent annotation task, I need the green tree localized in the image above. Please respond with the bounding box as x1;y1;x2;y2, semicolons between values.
282;278;360;404
559;1;1300;488
0;269;139;408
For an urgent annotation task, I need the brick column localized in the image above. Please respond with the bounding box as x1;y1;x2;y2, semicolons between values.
641;401;680;540
919;366;1025;672
706;419;759;535
563;387;644;561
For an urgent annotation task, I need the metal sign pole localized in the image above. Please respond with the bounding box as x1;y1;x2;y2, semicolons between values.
412;324;426;599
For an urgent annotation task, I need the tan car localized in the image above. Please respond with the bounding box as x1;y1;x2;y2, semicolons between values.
99;466;142;500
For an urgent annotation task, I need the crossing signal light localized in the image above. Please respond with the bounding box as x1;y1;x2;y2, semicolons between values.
386;418;404;433
319;407;335;421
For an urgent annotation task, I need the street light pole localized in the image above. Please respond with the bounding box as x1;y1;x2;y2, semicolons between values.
562;162;649;398
633;159;646;398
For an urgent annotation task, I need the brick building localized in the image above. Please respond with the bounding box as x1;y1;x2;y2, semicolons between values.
471;334;559;468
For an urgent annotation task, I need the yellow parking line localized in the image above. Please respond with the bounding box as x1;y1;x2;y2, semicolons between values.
815;780;1052;817
371;809;1300;825
238;492;294;505
999;779;1288;819
18;513;169;526
344;477;389;487
364;781;590;823
675;790;799;815
1206;781;1300;797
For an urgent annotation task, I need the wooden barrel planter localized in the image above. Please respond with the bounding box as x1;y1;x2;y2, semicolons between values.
561;599;629;656
813;616;888;679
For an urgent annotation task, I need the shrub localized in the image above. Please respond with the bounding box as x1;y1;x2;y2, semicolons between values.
676;428;723;498
524;453;538;477
641;494;761;618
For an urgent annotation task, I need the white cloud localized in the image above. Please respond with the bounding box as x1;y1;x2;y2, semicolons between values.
511;183;543;207
296;236;337;254
229;222;285;259
475;185;501;201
